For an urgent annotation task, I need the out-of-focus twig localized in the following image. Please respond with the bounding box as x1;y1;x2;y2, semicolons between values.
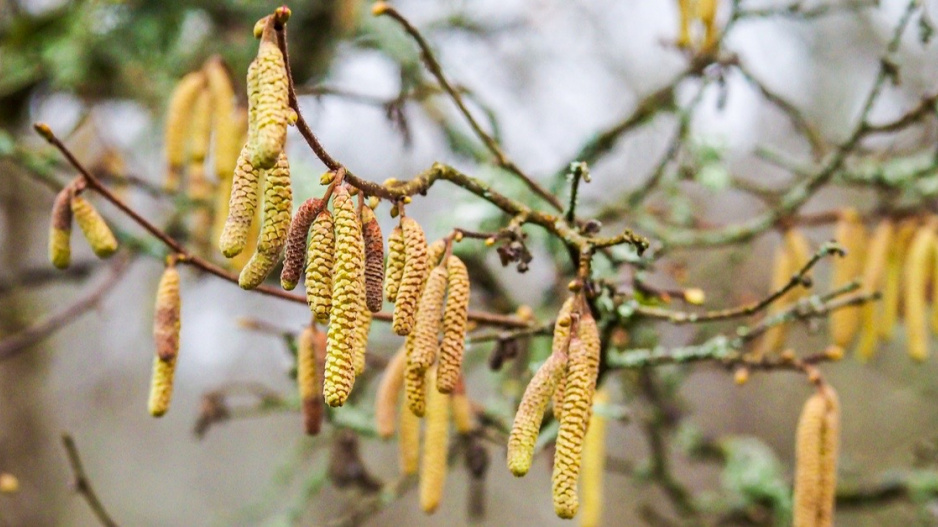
61;434;119;527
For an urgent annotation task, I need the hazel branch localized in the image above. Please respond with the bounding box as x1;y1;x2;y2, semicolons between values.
61;434;120;527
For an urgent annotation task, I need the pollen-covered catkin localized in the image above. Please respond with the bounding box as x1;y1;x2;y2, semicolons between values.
399;392;421;475
438;256;470;393
550;297;576;421
48;185;73;269
420;369;450;514
153;264;181;362
306;209;335;322
385;226;405;302
507;349;567;477
856;220;894;360
881;220;918;340
250;25;289;169
393;216;428;336
580;388;610;527
352;297;371;377
361;206;385;313
164;71;205;192
219;143;261;257
410;265;447;373
451;380;476;434
188;88;213;164
213;107;248;256
148;355;177;417
903;225;934;361
280;198;325;290
754;245;792;358
71;195;118;258
829;208;867;347
204;57;238;179
376;346;408;439
552;311;601;519
297;326;324;435
793;385;840;527
239;152;293;289
323;186;365;407
405;334;427;417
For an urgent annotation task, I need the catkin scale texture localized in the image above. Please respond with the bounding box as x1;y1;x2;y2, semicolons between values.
361;206;385;313
507;350;567;477
153;265;181;362
239;152;293;289
306;210;335;322
410;265;448;373
419;370;450;514
550;297;576;421
164;71;205;191
375;346;408;439
148;356;177;418
212;108;249;255
856;220;894;360
393;217;428;336
793;386;840;527
219;143;261;257
903;226;934;361
438;256;470;393
48;186;73;269
280;198;325;290
323;186;365;407
249;32;289;169
405;333;427;417
352;294;371;377
71;195;118;258
297;326;324;435
385;226;405;302
580;388;609;527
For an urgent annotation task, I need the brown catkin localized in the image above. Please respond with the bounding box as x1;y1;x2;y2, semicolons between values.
306;210;335;322
323;186;365;407
507;349;567;477
297;326;325;435
450;380;476;434
164;71;205;192
71;195;118;258
903;225;935;361
856;220;894;360
410;265;448;373
375;346;408;439
550;298;576;421
219;143;261;257
250;26;289;169
361;206;385;312
829;209;867;347
153;264;181;362
419;369;450;514
280;197;325;290
393;216;428;336
48;185;73;269
579;388;609;527
385;226;405;302
239;152;293;289
793;385;840;527
399;392;421;475
552;310;601;519
438;256;470;393
148;355;177;417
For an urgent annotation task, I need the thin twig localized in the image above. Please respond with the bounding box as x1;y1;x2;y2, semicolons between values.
61;434;119;527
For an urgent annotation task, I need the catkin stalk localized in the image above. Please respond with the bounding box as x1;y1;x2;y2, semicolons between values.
579;388;609;527
856;220;894;360
393;216;428;336
153;264;181;362
903;225;934;361
71;195;118;258
793;385;840;527
375;346;408;439
306;210;335;322
507;349;567;477
385;226;405;302
239;152;293;289
280;197;325;290
48;185;73;269
419;369;450;514
438;256;470;393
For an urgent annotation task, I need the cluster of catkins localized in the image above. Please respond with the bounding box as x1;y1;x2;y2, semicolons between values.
793;384;840;527
48;179;119;269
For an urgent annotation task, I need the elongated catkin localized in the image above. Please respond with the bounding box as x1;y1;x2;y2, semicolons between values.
507;349;567;477
550;297;576;421
677;0;692;47
323;186;365;407
856;219;893;360
297;326;324;435
219;143;260;257
71;195;118;258
306;209;335;322
903;225;934;361
239;152;293;289
250;24;289;169
376;346;408;439
881;220;917;340
361;206;385;312
281;197;325;290
204;57;238;179
754;245;792;358
784;228;812;302
188;88;213;164
793;385;840;527
385;226;405;302
580;388;609;527
352;294;371;376
164;71;205;191
213;107;249;256
420;369;450;514
148;355;177;417
552;310;601;519
405;333;427;417
399;392;421;475
829;209;866;347
451;379;476;434
410;265;447;373
153;264;181;361
48;185;73;269
393;216;428;336
438;256;470;393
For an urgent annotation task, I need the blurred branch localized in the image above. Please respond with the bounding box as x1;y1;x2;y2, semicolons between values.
0;260;99;296
61;434;119;527
737;0;879;20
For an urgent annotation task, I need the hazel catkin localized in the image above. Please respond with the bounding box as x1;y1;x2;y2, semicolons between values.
829;208;866;347
580;388;610;527
148;355;177;418
297;326;325;435
419;368;450;514
385;226;405;302
361;206;385;313
204;57;239;180
754;244;792;358
450;380;476;435
48;185;73;269
164;71;206;191
438;255;470;393
219;143;261;257
405;333;428;417
153;263;181;362
393;216;428;336
550;297;576;421
306;209;335;323
881;220;918;340
239;152;293;289
71;195;118;258
375;346;408;439
793;385;840;527
507;349;567;477
280;197;325;290
249;25;289;169
399;391;421;475
410;265;448;373
855;219;893;359
903;224;935;361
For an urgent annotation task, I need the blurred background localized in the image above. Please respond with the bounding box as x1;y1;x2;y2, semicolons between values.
1;0;938;525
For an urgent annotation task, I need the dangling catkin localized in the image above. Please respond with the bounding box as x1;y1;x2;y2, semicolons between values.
393;216;428;336
580;388;610;527
784;228;812;302
754;245;792;358
553;310;601;519
148;355;177;418
188;88;213;165
219;143;260;257
881;220;918;340
48;185;73;269
410;265;447;373
164;71;206;192
306;209;335;322
204;57;238;179
551;297;576;421
361;206;385;313
376;346;407;439
399;393;421;475
677;0;692;48
250;24;289;169
793;385;840;527
213;107;248;256
507;349;567;477
153;263;181;362
297;326;324;435
323;186;365;407
451;379;476;434
829;209;867;347
280;197;325;290
903;224;935;361
352;292;371;377
71;195;118;258
405;334;428;417
856;220;894;360
420;369;450;514
239;152;293;289
438;256;470;393
385;226;405;302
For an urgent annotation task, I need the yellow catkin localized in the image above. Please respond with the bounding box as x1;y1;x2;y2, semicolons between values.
239;152;293;289
450;380;476;434
153;264;181;362
697;0;719;51
376;346;408;439
352;295;371;377
793;385;840;527
419;369;450;514
677;0;692;48
410;265;448;373
385;226;405;302
829;209;867;347
903;225;935;361
552;311;601;519
306;209;335;322
250;25;289;169
784;228;812;302
323;186;365;407
393;216;428;336
219;143;261;257
212;107;249;257
361;206;385;312
164;71;205;192
399;392;421;475
148;355;177;418
71;195;118;258
405;333;428;417
507;349;567;477
281;197;325;290
438;256;470;393
297;326;324;435
551;298;576;421
754;245;792;358
204;57;238;179
856;220;894;360
186;89;214;250
188;88;213;164
580;388;609;527
881;220;918;340
48;185;73;269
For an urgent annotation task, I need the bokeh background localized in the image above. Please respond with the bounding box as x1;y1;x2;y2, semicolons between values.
1;0;938;525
